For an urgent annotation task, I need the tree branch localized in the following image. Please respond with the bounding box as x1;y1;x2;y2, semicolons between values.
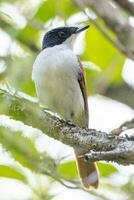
0;88;134;165
73;0;134;60
114;0;134;16
111;119;134;135
104;83;134;109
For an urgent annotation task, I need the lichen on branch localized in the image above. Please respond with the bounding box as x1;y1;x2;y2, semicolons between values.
0;88;134;165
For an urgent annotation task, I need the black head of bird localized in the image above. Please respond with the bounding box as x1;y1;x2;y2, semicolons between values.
42;25;90;49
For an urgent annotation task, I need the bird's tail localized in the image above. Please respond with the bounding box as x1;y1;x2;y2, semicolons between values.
75;152;99;190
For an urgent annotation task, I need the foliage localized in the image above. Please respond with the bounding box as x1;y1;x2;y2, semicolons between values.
0;0;133;200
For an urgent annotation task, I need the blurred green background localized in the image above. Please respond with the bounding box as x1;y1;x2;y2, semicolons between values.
0;0;134;200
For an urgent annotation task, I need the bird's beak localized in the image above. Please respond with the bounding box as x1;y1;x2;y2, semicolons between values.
75;25;90;33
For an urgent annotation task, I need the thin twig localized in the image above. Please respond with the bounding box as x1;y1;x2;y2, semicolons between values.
73;0;126;55
72;0;134;60
114;0;134;16
111;119;134;135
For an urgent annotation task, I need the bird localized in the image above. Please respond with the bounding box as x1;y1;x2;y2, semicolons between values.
32;25;99;190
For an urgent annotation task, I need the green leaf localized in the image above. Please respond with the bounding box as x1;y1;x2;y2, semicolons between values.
0;128;40;170
35;0;78;21
0;165;27;183
0;126;57;177
83;23;125;91
7;55;36;96
54;0;79;19
59;161;78;179
35;1;55;22
84;23;125;70
97;162;118;177
19;25;39;46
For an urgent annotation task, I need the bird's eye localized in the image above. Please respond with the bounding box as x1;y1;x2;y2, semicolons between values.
58;31;66;38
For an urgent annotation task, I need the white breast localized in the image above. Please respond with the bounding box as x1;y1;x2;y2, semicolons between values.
32;44;84;120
